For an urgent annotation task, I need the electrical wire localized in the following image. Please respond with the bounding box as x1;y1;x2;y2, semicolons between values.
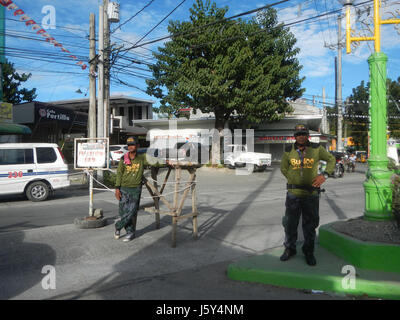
115;0;188;75
116;0;291;54
112;0;156;33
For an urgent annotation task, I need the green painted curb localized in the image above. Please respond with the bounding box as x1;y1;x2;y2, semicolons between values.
227;248;400;300
319;222;400;274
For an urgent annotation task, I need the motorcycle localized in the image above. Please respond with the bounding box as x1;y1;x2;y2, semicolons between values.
331;152;345;178
346;161;355;173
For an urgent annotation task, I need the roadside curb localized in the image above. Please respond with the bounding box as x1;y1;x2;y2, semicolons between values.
227;245;400;300
319;222;400;274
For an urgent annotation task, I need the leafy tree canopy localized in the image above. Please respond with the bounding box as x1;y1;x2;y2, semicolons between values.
2;59;37;105
146;0;304;131
330;77;400;151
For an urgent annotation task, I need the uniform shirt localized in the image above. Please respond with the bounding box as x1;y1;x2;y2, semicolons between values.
280;142;335;197
115;153;149;188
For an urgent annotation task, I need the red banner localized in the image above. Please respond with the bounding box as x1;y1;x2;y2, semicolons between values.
1;0;87;70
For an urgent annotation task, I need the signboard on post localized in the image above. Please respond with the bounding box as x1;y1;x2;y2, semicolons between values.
74;138;109;170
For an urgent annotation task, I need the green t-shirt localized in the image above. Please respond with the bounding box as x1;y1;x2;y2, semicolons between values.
280;142;336;197
115;153;149;188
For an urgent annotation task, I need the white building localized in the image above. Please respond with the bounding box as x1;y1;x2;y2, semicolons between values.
18;95;332;161
134;99;332;161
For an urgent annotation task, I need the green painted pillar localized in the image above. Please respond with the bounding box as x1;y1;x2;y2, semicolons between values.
363;52;393;221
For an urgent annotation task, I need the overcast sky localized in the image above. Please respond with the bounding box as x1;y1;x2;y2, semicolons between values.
3;0;400;110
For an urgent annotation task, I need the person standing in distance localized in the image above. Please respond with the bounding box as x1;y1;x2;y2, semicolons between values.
280;125;335;266
114;136;148;242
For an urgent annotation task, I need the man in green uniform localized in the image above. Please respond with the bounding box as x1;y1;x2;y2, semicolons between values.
280;125;335;266
114;136;148;242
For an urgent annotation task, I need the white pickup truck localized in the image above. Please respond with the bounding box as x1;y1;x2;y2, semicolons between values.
224;144;272;171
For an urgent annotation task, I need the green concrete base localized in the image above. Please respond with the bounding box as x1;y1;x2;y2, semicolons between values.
227;246;400;300
319;222;400;274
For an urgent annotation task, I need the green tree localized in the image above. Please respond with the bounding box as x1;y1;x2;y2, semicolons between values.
387;77;400;139
342;78;400;150
146;0;304;163
2;59;37;104
345;80;369;150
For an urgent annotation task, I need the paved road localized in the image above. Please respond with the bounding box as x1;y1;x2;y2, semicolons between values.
0;164;367;234
0;164;369;300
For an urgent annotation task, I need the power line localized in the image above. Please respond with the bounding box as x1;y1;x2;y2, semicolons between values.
112;0;156;33
4;32;89;50
179;0;375;51
115;0;188;74
0;17;89;35
116;0;291;54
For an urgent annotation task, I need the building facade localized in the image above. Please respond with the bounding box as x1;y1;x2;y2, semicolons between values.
12;101;87;144
134;99;333;162
50;95;154;145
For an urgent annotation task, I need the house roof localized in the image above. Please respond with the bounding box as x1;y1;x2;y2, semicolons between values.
47;95;155;109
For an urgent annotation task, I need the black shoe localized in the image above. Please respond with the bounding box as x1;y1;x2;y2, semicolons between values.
123;232;135;242
280;248;297;261
305;253;317;266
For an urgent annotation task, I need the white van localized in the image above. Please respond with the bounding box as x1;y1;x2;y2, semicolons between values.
0;143;70;201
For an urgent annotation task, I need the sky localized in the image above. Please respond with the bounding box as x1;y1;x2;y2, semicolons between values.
2;0;400;111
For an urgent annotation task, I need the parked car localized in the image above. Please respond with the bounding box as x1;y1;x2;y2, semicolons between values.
109;145;128;163
224;144;272;171
388;145;400;167
0;143;70;201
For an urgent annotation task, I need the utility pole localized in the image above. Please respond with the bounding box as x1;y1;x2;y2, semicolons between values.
103;0;110;139
322;87;327;134
88;13;97;217
337;15;344;152
0;5;5;102
97;5;105;181
89;13;97;140
97;5;105;140
326;16;345;152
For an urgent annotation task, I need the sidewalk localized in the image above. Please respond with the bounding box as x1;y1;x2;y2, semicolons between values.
0;166;375;300
228;245;400;300
0;212;356;300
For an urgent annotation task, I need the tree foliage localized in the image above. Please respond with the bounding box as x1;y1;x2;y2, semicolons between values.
387;77;400;139
2;59;37;104
344;80;369;150
333;77;400;151
146;0;304;131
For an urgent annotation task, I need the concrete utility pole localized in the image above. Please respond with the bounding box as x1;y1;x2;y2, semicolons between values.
327;16;345;152
322;87;327;134
0;5;5;102
103;0;110;139
337;15;344;152
97;5;105;140
89;13;97;140
88;13;97;217
97;5;105;182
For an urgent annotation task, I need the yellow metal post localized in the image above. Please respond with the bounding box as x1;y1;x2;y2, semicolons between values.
346;5;351;54
374;0;381;53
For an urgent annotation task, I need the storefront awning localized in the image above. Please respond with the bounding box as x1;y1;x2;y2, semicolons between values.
0;122;32;135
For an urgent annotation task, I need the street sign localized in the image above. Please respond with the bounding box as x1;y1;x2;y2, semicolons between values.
74;138;109;170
